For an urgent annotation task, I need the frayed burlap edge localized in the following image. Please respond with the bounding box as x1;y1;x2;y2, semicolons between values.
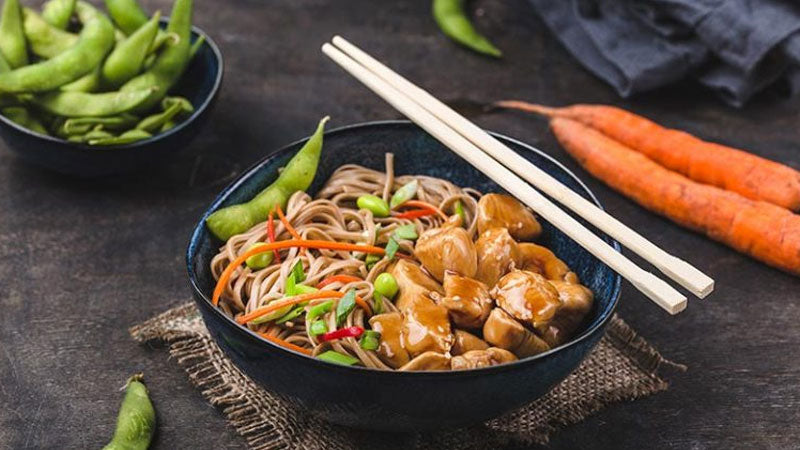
131;303;683;450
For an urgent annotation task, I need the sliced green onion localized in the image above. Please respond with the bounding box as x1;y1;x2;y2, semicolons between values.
307;300;334;322
454;200;466;226
245;243;274;270
290;260;306;283
365;254;381;269
251;301;293;324
275;303;307;324
390;180;418;208
372;292;384;315
309;320;328;336
393;224;418;240
385;236;400;259
335;289;357;327
317;350;359;366
293;285;319;295
359;330;381;350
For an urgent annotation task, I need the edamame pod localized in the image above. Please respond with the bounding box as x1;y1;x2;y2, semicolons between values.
119;0;192;112
89;128;150;145
58;114;138;135
102;11;160;88
22;8;79;59
0;0;27;68
60;65;101;92
432;0;502;58
0;1;114;93
135;98;182;132
102;374;155;450
31;87;155;117
161;95;193;116
41;0;76;30
104;0;149;35
206;116;329;241
2;106;48;134
189;34;205;59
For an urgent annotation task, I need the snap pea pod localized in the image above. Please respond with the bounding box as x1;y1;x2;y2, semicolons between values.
102;374;155;450
58;113;138;135
30;87;155;117
135;98;182;132
88;128;151;145
432;0;501;58
119;0;192;112
41;0;76;30
0;1;114;93
206;116;329;241
22;8;79;59
102;11;160;88
2;106;48;134
0;0;27;68
60;65;101;92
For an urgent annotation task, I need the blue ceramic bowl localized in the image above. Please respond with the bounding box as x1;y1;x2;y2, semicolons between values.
187;121;621;431
0;21;223;177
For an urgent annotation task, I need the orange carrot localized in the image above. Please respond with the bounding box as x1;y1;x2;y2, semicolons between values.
549;117;800;276
276;204;302;241
267;209;280;263
237;290;371;324
494;101;800;211
257;332;312;355
316;274;364;289
213;240;385;306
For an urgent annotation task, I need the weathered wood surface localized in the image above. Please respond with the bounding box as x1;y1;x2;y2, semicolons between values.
1;1;798;448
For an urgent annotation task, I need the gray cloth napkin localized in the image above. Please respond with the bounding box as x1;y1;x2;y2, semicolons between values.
529;0;800;106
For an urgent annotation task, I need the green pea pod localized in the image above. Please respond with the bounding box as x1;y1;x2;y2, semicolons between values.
60;114;138;135
104;0;149;35
159;119;175;132
2;106;48;134
88;128;151;146
161;96;193;117
102;11;161;88
205;116;329;241
0;1;114;93
432;0;502;58
60;65;101;92
0;0;27;68
119;0;193;112
23;8;78;59
189;34;205;59
102;374;155;450
41;0;76;30
135;99;182;133
31;87;156;117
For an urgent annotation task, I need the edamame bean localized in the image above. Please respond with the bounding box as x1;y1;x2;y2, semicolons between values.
102;11;160;88
0;0;27;68
373;273;398;299
31;87;155;117
357;194;390;217
88;128;150;145
41;0;76;30
245;243;274;270
22;8;78;59
2;106;47;134
102;374;155;450
0;1;114;93
432;0;502;58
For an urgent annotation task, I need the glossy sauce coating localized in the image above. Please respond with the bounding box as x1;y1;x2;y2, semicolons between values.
475;227;520;287
477;193;541;241
369;312;410;369
440;271;493;329
415;224;477;282
482;308;550;358
493;270;560;326
451;347;517;370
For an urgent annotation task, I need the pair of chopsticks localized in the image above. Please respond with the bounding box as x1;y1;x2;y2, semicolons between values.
322;36;714;314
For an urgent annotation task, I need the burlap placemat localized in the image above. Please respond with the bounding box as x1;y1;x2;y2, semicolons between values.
130;302;685;450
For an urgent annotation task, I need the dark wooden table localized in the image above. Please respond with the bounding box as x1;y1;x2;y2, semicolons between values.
2;1;799;448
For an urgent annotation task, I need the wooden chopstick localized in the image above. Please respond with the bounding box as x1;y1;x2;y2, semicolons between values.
329;36;714;300
321;41;688;314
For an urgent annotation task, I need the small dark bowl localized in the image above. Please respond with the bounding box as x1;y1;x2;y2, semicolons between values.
187;121;621;431
0;21;223;177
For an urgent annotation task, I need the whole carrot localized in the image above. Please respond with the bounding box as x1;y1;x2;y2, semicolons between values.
494;101;800;212
550;117;800;276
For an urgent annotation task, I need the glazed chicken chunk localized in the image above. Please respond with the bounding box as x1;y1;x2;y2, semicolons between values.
439;272;493;329
476;193;542;241
492;270;561;328
482;308;550;358
536;281;594;347
517;243;579;283
414;224;477;282
451;347;517;370
450;329;490;356
369;312;410;369
399;351;451;371
390;259;444;311
475;227;520;287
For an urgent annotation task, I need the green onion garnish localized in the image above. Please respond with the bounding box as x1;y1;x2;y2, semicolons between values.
307;300;334;322
359;330;381;351
309;320;328;336
293;285;318;295
335;289;357;326
365;254;381;269
275;304;307;324
251;299;293;324
393;224;418;240
454;200;466;226
372;292;384;315
390;180;418;208
290;260;306;283
385;236;399;259
317;350;359;366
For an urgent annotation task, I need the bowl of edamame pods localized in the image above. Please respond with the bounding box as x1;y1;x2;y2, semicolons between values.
0;0;222;176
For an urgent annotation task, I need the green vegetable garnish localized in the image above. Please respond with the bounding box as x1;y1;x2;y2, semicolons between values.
290;260;306;282
245;243;274;270
275;303;307;324
317;350;359;366
307;300;334;322
373;272;398;299
250;299;293;324
372;293;384;315
392;224;418;241
356;194;390;218
359;330;381;351
385;236;400;259
454;200;466;225
309;320;328;336
390;180;418;208
335;289;357;327
365;254;381;270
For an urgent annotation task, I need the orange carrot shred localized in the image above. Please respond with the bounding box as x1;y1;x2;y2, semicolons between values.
276;204;302;241
257;332;312;355
236;289;372;324
267;209;280;263
316;274;364;289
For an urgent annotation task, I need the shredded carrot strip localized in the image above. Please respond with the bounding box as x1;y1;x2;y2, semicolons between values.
276;204;302;241
316;274;364;289
396;200;446;219
236;289;372;324
267;209;280;263
257;332;312;355
213;240;384;307
393;208;437;220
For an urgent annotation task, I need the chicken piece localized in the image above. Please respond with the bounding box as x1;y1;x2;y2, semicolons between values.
493;270;561;328
399;351;451;371
475;228;520;287
450;330;490;355
402;295;453;356
390;259;443;312
477;193;542;241
369;312;410;369
451;347;517;370
414;225;477;282
537;281;594;347
439;272;493;329
483;308;550;358
517;243;579;283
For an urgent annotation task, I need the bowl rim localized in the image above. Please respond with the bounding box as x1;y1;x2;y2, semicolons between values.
187;120;622;376
0;21;223;151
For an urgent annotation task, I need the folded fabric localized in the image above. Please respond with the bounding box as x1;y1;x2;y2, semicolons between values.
529;0;800;106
